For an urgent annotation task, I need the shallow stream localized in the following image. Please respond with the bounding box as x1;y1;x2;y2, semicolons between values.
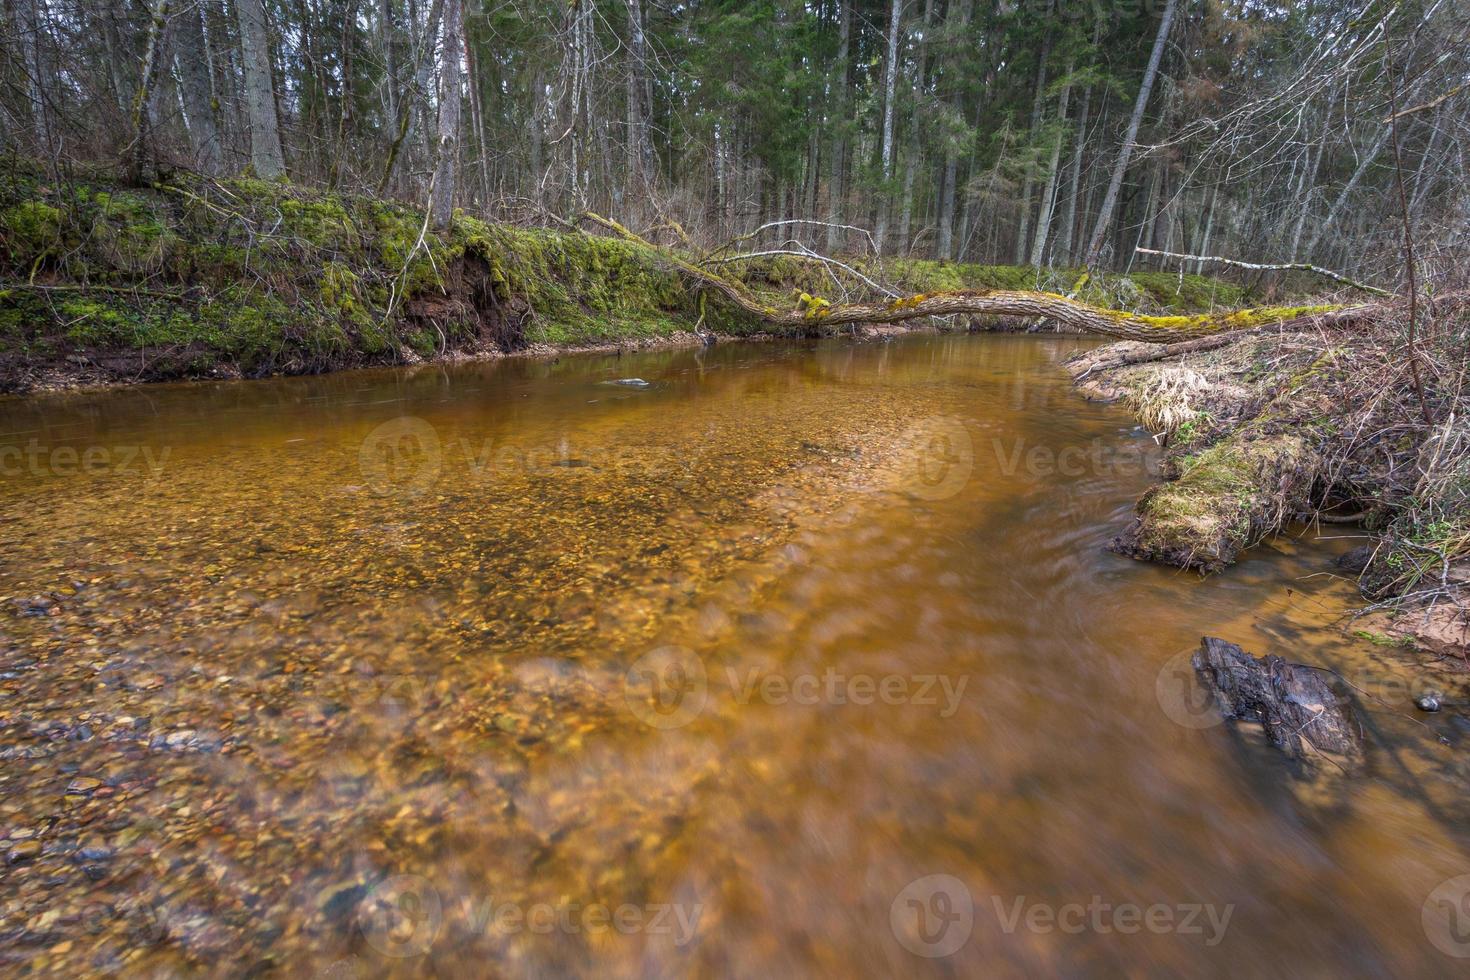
1;334;1468;976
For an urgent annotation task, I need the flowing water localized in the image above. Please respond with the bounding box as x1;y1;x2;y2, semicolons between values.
1;334;1468;977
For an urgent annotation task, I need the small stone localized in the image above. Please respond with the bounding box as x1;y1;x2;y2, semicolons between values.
6;840;41;863
1415;693;1442;712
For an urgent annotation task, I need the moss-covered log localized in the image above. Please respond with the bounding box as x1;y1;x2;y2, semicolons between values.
583;212;1390;343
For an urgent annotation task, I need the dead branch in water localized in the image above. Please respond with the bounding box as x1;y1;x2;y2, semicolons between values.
581;211;1393;344
1134;247;1393;297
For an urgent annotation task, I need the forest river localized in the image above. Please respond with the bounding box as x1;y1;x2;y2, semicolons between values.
1;333;1468;976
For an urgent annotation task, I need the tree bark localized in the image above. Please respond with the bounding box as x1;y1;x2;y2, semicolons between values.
15;0;52;153
1014;35;1052;264
1083;0;1178;267
128;0;172;184
1029;61;1073;267
379;0;400;128
175;0;221;173
237;0;286;176
584;211;1383;344
430;0;463;230
1057;80;1091;264
934;0;971;260
624;0;650;199
825;0;851;253
873;0;902;254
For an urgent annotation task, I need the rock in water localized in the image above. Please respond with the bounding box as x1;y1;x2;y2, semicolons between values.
1192;637;1361;763
1415;693;1442;712
1334;545;1374;574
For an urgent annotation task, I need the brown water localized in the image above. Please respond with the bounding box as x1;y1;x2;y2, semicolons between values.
2;334;1469;977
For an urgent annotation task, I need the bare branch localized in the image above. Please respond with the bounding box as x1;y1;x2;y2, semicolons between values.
1135;247;1393;297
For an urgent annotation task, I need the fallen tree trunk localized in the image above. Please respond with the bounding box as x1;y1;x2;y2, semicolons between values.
581;212;1386;344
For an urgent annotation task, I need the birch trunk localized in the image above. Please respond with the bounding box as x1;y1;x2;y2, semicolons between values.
430;0;462;230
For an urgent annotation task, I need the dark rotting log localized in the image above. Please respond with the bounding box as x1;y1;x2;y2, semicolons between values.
1193;636;1362;762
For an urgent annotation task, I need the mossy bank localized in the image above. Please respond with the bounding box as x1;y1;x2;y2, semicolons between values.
0;165;1252;393
1069;312;1470;659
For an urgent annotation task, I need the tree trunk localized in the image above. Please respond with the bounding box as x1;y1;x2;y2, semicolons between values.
464;21;490;207
378;0;443;194
584;211;1379;343
529;64;545;207
1029;62;1073;267
176;0;221;173
379;0;399;128
1303;128;1388;261
624;0;650;201
128;0;172;184
430;0;463;230
898;149;917;253
825;0;850;253
934;0;971;260
1014;36;1052;264
1083;0;1178;267
237;0;286;176
95;0;135;113
15;0;52;153
873;0;902;254
1057;81;1092;264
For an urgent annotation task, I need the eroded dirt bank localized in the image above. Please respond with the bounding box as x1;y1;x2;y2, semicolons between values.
1;165;1249;394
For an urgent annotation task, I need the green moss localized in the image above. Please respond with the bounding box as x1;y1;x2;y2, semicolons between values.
0;167;1269;380
1;200;63;262
1124;433;1311;571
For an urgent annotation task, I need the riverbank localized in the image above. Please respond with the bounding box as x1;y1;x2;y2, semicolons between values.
0;164;1251;393
1068;310;1470;660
